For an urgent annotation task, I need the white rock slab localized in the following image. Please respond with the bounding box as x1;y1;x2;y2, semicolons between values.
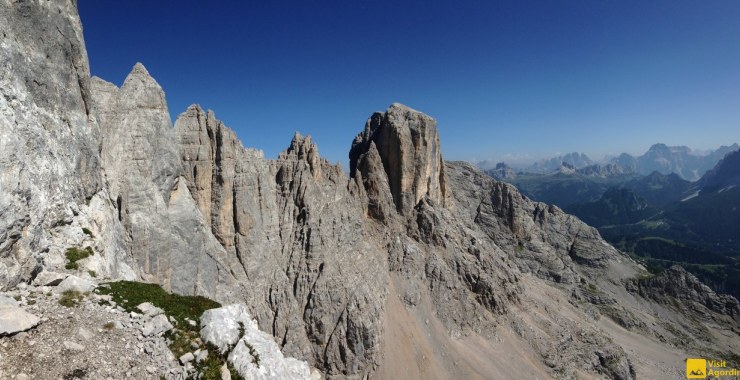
201;303;318;380
53;275;96;294
0;305;40;336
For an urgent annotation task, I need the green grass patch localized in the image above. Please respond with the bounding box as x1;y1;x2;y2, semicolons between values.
95;281;242;378
194;342;245;380
246;342;260;368
88;270;97;278
65;247;93;270
164;329;198;358
103;322;115;330
59;290;84;307
515;240;524;253
95;281;220;333
81;227;94;238
27;299;36;305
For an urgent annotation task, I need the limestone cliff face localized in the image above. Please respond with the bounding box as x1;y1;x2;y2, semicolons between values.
175;106;388;377
4;2;740;380
0;0;103;288
91;66;236;299
350;103;446;216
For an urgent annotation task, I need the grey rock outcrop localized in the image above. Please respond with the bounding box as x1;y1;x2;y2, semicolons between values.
137;302;164;317
350;103;446;216
175;105;388;377
0;305;40;336
200;304;320;380
484;162;518;180
627;265;740;320
31;271;68;287
0;296;17;307
0;0;103;289
3;2;740;379
91;66;237;298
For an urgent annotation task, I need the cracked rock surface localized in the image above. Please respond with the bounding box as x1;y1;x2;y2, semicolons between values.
2;1;740;379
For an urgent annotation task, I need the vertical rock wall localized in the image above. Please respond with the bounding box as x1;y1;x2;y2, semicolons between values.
349;103;446;217
91;65;235;298
0;0;102;288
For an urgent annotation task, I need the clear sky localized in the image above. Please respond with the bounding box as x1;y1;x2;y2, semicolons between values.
78;1;740;166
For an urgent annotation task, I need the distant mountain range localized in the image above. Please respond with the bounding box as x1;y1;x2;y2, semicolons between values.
565;148;740;299
523;152;595;173
611;143;739;181
482;145;740;299
478;142;739;181
488;164;639;207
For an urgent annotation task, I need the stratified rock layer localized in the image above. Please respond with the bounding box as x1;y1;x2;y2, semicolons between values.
628;265;740;320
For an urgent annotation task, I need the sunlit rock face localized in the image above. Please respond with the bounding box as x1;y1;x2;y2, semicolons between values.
2;2;740;379
0;0;103;288
350;103;447;217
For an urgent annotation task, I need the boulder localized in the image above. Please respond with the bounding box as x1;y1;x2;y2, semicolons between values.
0;295;18;306
0;305;40;336
200;304;253;354
179;352;194;364
32;271;69;287
141;314;173;337
53;275;96;294
201;304;316;380
136;302;164;317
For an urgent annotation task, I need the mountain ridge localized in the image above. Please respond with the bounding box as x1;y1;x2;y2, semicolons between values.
1;2;739;379
478;143;738;182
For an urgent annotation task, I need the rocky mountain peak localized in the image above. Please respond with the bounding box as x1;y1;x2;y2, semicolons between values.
485;161;517;180
278;132;324;178
4;2;740;378
349;103;447;216
697;148;740;193
283;132;318;161
119;62;167;111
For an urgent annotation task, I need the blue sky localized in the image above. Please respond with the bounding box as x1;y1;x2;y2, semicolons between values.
78;1;740;166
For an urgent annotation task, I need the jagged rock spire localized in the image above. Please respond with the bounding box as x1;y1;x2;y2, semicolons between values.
349;103;447;217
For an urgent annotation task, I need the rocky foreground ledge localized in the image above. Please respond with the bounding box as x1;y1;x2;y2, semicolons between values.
0;273;320;380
